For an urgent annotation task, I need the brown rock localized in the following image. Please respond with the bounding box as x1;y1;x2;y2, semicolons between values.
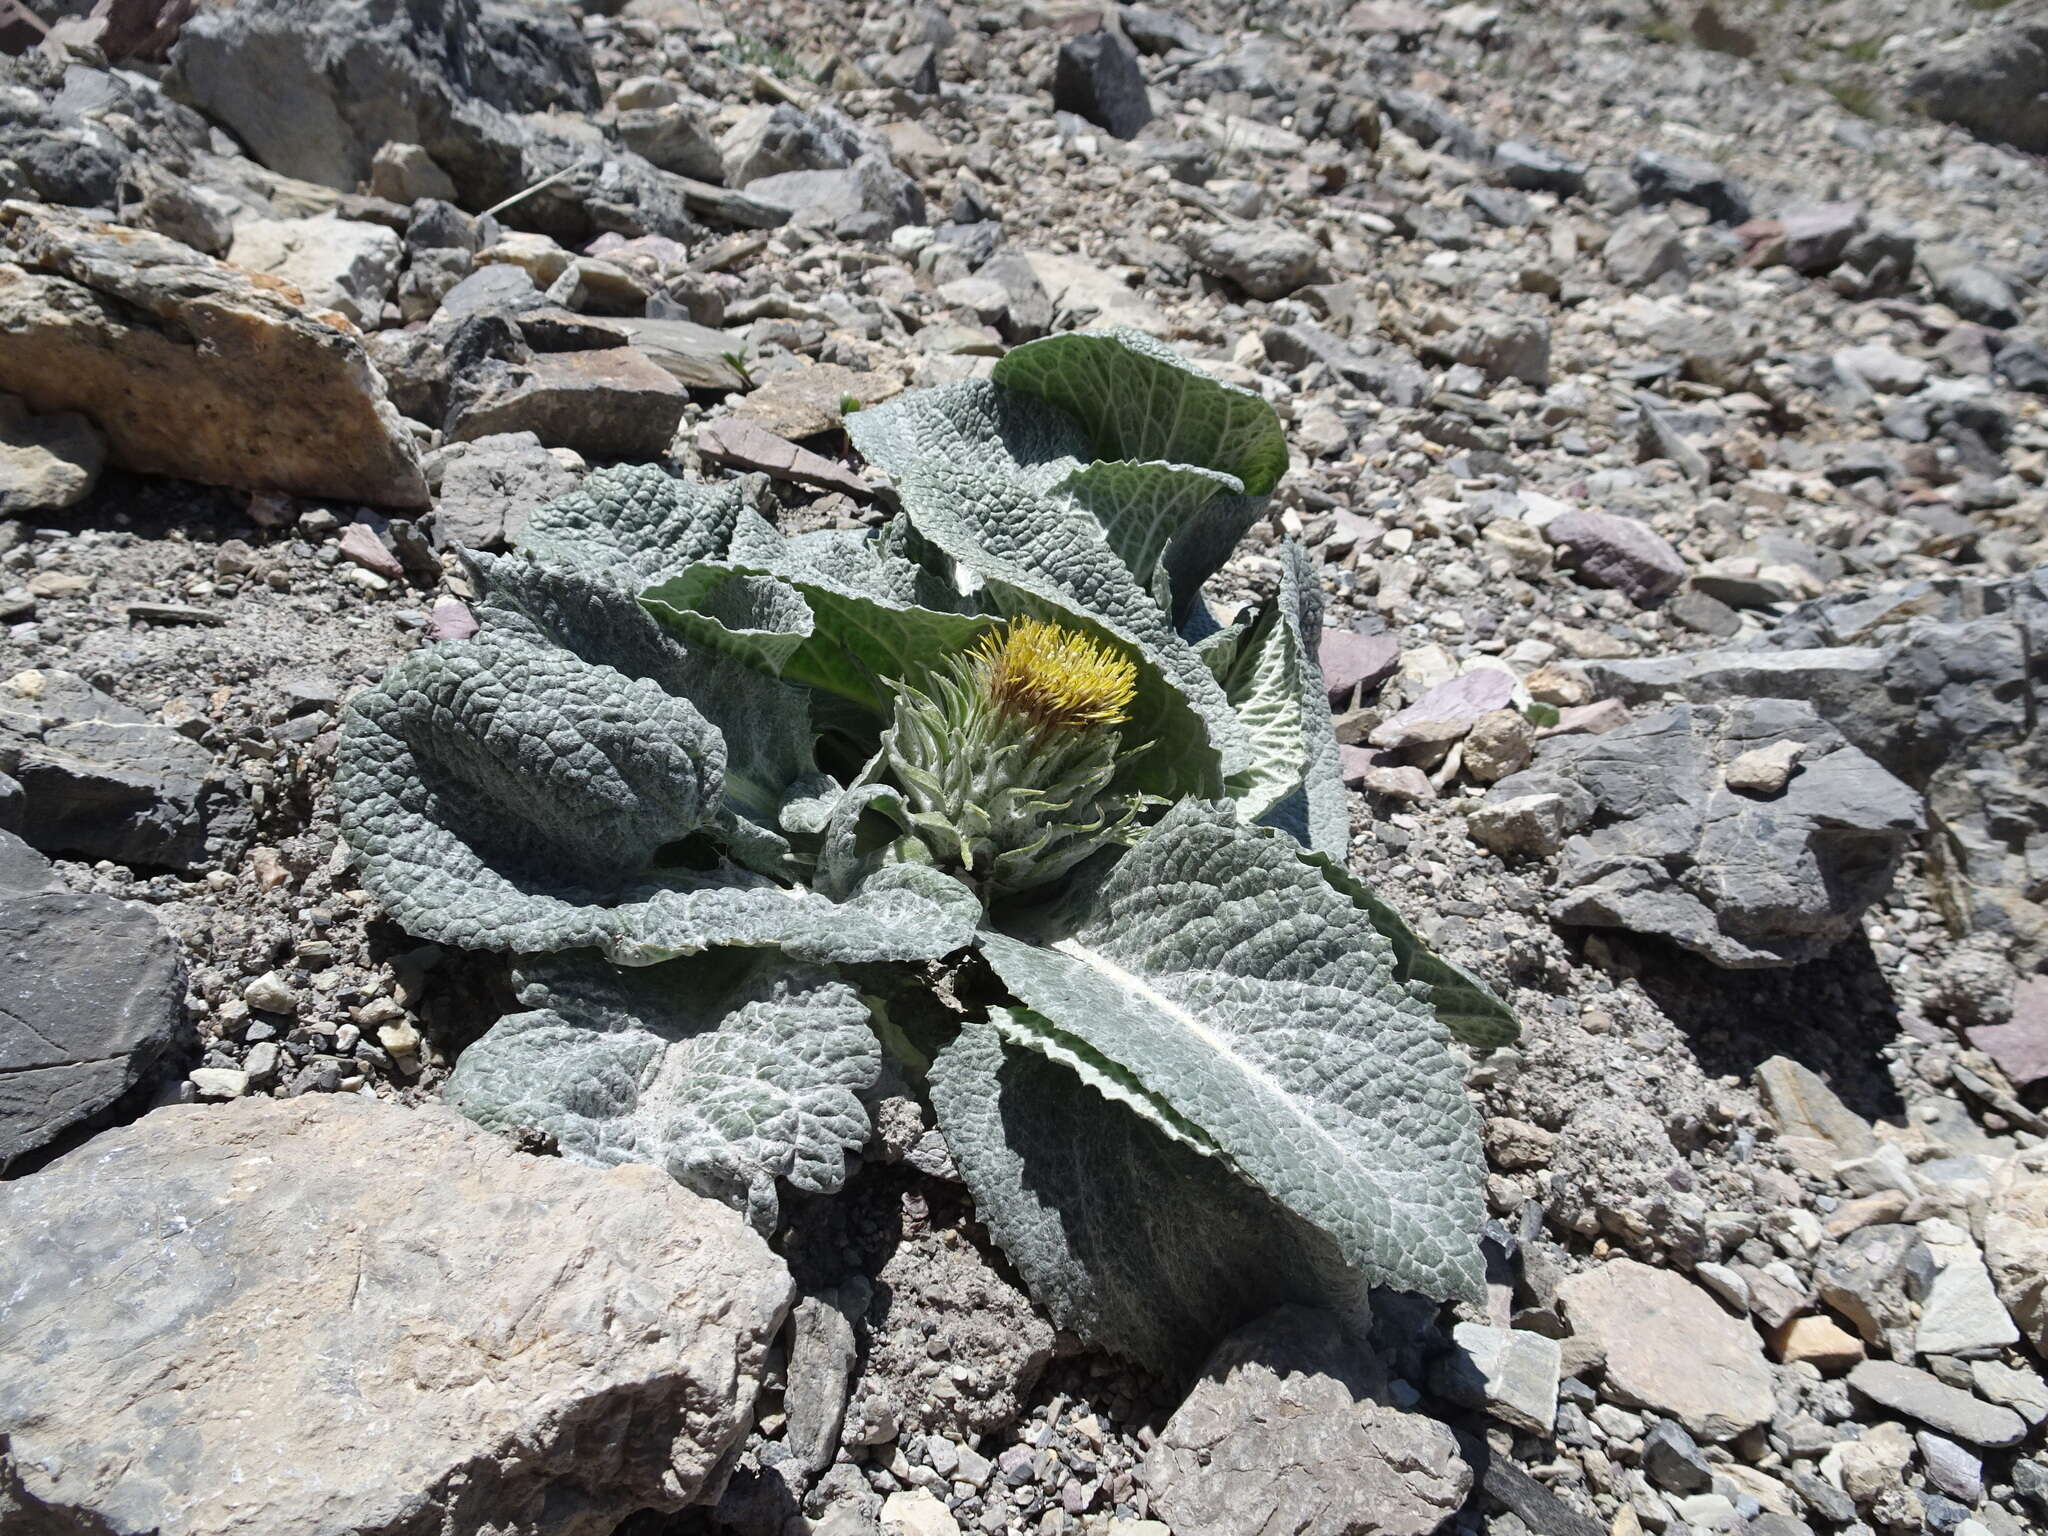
0;202;426;507
736;363;902;439
697;416;873;497
1768;1314;1864;1374
1558;1258;1775;1441
447;349;686;460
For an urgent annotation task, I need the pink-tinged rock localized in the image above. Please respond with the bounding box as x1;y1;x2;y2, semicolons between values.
1339;744;1388;785
1538;699;1632;739
338;523;403;580
1778;202;1864;276
1369;669;1515;751
1320;628;1401;708
1358;765;1435;801
427;597;479;642
1545;509;1687;606
1970;977;2048;1089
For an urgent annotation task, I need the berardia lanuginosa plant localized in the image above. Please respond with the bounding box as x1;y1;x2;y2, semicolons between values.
336;327;1518;1375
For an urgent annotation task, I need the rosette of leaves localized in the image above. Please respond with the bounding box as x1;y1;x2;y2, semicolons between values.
336;327;1518;1375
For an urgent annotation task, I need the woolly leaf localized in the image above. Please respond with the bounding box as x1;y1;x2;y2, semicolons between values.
447;948;879;1236
992;327;1288;496
968;801;1488;1307
930;1014;1369;1376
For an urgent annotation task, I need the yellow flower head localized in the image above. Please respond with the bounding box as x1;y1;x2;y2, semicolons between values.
972;617;1137;733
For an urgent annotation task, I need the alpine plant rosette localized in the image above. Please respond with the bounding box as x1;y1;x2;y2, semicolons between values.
335;327;1519;1375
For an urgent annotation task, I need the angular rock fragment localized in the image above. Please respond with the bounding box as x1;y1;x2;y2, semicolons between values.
0;1095;794;1531
0;667;247;871
1558;1258;1775;1441
447;347;686;460
1480;698;1920;967
1545;509;1686;606
0;393;104;515
1140;1308;1470;1536
1053;31;1154;140
0;830;189;1171
225;214;402;327
0;202;427;507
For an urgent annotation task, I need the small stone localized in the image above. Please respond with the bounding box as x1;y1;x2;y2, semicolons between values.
1916;1432;1984;1504
0;394;106;514
337;524;404;581
881;1484;960;1536
243;972;300;1016
188;1067;250;1099
1724;740;1808;797
1467;791;1585;859
1433;1322;1561;1434
1544;509;1687;606
1767;1314;1863;1374
1320;629;1401;706
1051;32;1153;140
1369;669;1516;751
1642;1420;1713;1494
426;597;478;643
1462;709;1534;784
1846;1361;2026;1448
1358;765;1435;801
1183;224;1323;302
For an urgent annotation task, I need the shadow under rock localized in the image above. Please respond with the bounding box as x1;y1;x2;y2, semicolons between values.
1616;930;1908;1125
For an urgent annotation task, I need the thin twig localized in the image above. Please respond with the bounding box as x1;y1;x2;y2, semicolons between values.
478;156;599;220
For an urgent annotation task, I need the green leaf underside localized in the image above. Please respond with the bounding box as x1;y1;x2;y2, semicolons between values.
992;328;1289;497
337;634;978;966
644;563;998;722
1299;849;1521;1052
972;801;1487;1307
896;460;1248;794
446;948;879;1235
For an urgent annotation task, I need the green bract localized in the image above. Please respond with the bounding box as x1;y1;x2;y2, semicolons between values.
336;327;1518;1376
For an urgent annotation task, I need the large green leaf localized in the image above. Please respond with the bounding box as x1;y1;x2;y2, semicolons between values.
643;563;997;722
337;635;979;966
895;461;1250;794
930;1014;1369;1377
992;328;1288;496
1300;850;1521;1052
447;949;879;1236
515;463;757;585
1049;460;1262;623
844;378;1090;491
967;801;1487;1307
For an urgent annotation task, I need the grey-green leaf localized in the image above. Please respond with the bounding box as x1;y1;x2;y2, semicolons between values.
515;462;756;583
337;635;979;966
973;800;1487;1306
930;1014;1370;1377
1295;849;1521;1052
1049;460;1262;624
991;328;1288;496
447;948;879;1235
844;378;1090;491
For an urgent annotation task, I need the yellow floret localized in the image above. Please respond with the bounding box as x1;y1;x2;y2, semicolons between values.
972;617;1137;732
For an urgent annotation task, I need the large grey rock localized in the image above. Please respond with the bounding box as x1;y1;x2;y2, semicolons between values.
719;103;864;188
1482;698;1921;967
1053;31;1154;141
1139;1308;1470;1536
0;201;428;507
1184;224;1323;300
1987;1144;2048;1357
0;830;189;1171
746;153;926;234
1558;1258;1775;1441
428;430;580;550
0;1095;793;1533
1846;1361;2027;1448
167;0;597;193
0;668;246;872
445;347;687;460
1603;212;1689;288
1908;20;2048;157
1594;568;2048;960
1817;1224;1926;1353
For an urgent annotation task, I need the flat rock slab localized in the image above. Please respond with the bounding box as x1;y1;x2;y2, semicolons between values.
734;363;902;440
1140;1308;1469;1536
447;347;686;460
0;667;245;871
698;416;873;498
0;1095;795;1534
0;831;188;1170
0;201;427;508
1558;1258;1776;1442
1846;1361;2026;1448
